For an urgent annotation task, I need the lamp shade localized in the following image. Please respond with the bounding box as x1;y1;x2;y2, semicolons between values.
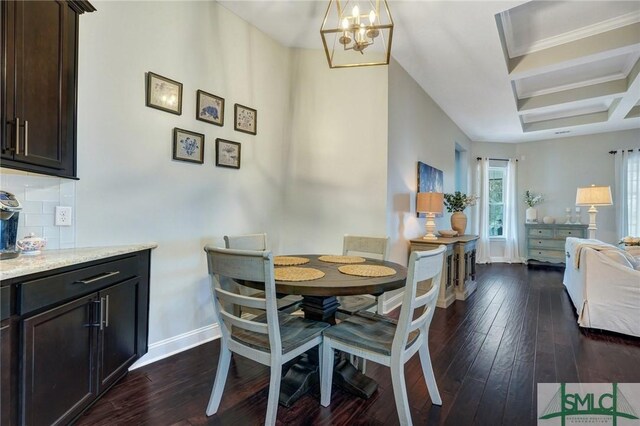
417;192;444;214
575;185;613;206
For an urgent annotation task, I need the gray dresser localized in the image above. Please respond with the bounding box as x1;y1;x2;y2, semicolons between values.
525;223;588;266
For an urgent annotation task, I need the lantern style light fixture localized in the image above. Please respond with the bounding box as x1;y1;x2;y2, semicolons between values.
320;0;394;69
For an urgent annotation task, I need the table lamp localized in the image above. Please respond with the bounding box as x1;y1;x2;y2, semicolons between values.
575;185;612;239
417;192;444;240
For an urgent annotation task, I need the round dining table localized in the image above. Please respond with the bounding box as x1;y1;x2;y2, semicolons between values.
242;254;408;407
244;254;408;324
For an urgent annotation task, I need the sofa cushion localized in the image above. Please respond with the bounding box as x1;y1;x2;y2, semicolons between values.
602;250;634;269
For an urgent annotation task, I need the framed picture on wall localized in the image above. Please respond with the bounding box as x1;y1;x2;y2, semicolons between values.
216;138;241;169
173;128;204;164
234;103;257;135
146;72;183;115
417;161;444;218
196;90;225;126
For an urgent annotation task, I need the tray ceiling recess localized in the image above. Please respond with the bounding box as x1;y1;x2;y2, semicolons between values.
496;1;640;136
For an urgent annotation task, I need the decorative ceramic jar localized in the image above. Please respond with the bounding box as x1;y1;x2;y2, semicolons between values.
525;207;537;223
450;212;467;235
542;216;555;224
17;233;46;254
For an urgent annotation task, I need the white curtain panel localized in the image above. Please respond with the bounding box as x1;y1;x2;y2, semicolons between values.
475;158;491;263
615;149;640;238
503;159;521;262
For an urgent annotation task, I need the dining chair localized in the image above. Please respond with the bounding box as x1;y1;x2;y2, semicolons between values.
224;233;302;313
204;246;329;425
320;246;446;426
337;234;390;315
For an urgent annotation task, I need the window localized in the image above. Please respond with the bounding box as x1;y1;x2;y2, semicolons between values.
489;166;506;237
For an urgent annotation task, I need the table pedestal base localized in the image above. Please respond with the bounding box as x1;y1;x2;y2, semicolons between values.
278;351;378;406
301;295;339;325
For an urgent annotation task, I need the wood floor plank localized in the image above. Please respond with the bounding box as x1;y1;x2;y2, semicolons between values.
76;264;640;426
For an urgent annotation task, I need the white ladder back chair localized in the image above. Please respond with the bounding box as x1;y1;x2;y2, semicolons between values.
224;233;268;251
224;233;301;313
338;235;390;316
204;246;328;426
342;234;389;260
321;246;446;426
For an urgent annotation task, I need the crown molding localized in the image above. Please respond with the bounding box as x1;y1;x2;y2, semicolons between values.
504;10;640;59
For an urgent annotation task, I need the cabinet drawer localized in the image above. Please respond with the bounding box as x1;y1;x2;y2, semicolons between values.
20;256;138;315
528;228;553;238
529;239;565;250
529;249;564;260
556;228;585;238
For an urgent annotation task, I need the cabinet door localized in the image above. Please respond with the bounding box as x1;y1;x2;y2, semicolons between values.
98;278;138;393
2;0;77;176
22;294;97;426
1;322;14;426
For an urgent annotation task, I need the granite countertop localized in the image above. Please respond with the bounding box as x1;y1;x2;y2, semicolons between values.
0;244;158;281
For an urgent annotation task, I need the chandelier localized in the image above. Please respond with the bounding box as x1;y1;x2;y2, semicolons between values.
320;0;394;68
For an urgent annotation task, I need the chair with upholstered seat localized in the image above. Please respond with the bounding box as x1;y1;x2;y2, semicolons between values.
321;246;446;426
224;233;302;312
336;234;390;315
204;246;329;425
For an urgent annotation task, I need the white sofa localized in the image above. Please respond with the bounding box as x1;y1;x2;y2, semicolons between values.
563;237;640;337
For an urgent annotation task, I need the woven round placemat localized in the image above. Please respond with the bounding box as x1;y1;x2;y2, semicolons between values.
338;264;397;278
275;267;325;282
318;255;366;264
274;256;310;266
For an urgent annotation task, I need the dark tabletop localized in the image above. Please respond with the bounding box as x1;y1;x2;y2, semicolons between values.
243;254;408;297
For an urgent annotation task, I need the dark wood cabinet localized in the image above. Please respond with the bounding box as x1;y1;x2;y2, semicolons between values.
98;278;138;393
1;321;14;426
22;295;97;426
1;248;151;426
1;0;94;179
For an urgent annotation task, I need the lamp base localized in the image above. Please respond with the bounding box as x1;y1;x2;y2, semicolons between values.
423;212;437;240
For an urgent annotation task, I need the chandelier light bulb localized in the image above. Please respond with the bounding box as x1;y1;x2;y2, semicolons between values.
352;5;359;18
369;10;376;24
341;17;349;30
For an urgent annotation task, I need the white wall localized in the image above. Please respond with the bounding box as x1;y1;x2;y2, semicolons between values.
471;128;640;260
385;59;471;310
77;1;291;351
280;49;389;254
387;59;472;266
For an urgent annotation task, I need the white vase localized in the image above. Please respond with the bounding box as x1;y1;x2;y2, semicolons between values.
526;207;537;223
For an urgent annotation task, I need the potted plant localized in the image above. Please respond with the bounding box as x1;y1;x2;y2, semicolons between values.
523;190;543;223
443;191;478;235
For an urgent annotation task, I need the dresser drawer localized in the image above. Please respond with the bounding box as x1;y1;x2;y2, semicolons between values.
529;249;565;261
529;239;565;250
556;228;585;238
528;228;553;238
19;256;138;315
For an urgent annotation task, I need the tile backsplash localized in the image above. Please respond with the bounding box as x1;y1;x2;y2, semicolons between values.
1;168;76;250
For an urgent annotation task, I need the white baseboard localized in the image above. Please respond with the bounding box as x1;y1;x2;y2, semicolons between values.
129;323;221;370
381;291;404;314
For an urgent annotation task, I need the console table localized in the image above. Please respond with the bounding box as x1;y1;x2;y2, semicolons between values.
410;235;479;308
525;223;588;266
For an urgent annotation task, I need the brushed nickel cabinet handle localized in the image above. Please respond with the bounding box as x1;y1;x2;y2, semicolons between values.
99;297;105;330
74;271;120;285
23;120;28;156
105;295;110;328
14;118;20;155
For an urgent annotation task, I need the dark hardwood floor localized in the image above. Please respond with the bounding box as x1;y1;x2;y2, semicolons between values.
77;264;640;425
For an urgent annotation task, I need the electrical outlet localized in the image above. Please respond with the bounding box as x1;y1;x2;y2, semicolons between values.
55;206;72;226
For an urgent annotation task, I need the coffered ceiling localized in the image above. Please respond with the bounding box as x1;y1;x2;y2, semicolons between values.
218;1;640;143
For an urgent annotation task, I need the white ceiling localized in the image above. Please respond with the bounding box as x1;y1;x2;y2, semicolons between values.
218;0;640;143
